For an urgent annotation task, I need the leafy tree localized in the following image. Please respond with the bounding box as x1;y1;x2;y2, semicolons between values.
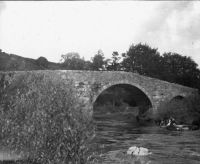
60;52;80;62
91;50;107;71
83;60;93;70
121;43;163;78
162;52;200;89
61;52;88;70
120;43;200;91
106;51;121;71
36;56;49;68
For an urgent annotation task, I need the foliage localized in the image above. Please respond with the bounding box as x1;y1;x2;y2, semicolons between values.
120;43;200;91
90;50;108;71
0;72;94;164
36;57;49;68
0;50;60;71
61;52;91;70
94;87;128;108
162;52;200;89
106;51;121;71
185;95;200;115
155;95;200;124
121;43;163;78
1;42;200;91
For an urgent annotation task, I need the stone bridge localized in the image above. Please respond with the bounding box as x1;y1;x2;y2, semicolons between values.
0;70;198;117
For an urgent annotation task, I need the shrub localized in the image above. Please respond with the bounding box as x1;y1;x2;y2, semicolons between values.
36;57;49;68
0;72;94;164
186;95;200;114
155;95;200;124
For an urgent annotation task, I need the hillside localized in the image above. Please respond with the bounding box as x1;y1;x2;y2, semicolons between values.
0;50;61;71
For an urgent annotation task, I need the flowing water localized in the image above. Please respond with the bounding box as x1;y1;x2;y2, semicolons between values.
90;113;200;164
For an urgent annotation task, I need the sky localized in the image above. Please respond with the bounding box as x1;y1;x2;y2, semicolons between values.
0;1;200;66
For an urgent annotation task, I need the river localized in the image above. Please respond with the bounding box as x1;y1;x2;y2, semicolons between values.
90;113;200;164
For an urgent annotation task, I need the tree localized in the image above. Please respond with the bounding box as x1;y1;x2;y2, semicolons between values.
91;50;107;71
61;52;88;70
36;56;49;68
83;60;93;70
106;51;121;71
121;43;163;78
162;52;200;89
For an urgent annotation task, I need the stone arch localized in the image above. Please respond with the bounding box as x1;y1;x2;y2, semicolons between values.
92;80;154;110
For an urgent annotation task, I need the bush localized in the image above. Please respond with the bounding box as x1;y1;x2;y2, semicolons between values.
0;72;94;164
36;57;49;69
155;95;200;124
186;95;200;114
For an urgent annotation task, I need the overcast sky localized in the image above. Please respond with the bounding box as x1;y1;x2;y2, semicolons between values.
0;1;200;66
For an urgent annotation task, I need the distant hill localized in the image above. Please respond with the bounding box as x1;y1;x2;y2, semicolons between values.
0;50;61;71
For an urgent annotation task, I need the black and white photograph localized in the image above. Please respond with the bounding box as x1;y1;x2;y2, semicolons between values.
0;1;200;164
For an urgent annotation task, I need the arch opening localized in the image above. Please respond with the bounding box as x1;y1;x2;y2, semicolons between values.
91;84;153;153
93;84;152;118
170;95;184;102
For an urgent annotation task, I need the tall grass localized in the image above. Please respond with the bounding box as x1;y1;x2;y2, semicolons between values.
0;72;94;164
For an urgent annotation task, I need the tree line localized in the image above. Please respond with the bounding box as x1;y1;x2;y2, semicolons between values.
1;43;200;91
59;43;200;91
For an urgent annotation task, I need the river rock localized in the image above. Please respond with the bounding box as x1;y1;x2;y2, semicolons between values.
127;146;152;156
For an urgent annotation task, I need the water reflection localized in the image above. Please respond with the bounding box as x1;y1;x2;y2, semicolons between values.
91;113;200;164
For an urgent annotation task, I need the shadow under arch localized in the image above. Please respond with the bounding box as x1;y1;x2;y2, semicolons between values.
163;95;186;105
92;80;154;113
170;95;184;101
